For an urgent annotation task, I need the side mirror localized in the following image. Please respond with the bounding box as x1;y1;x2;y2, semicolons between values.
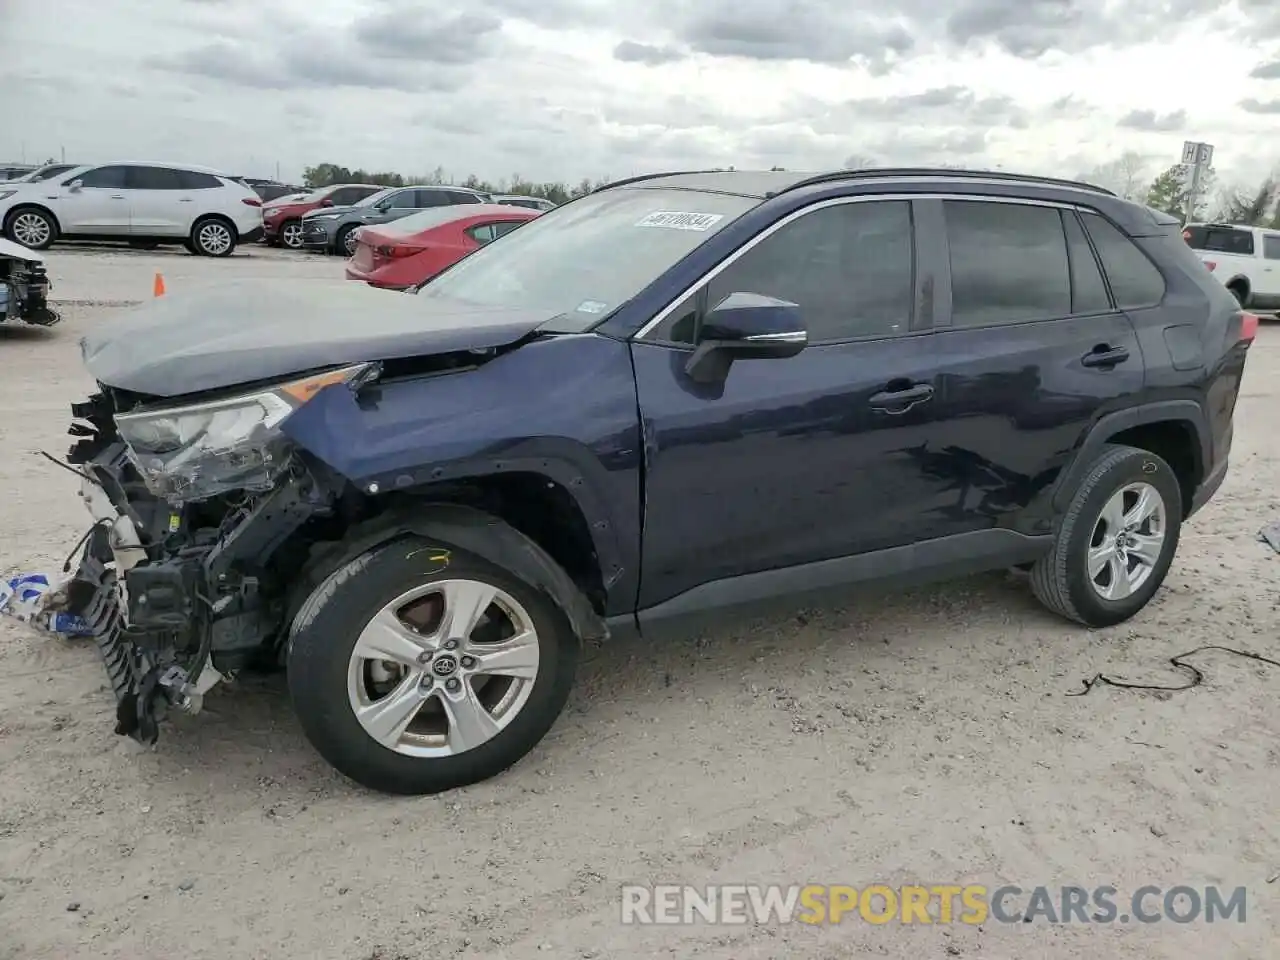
684;292;807;383
68;180;83;192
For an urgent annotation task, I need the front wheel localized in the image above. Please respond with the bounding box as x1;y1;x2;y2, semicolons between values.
280;219;303;249
5;207;58;249
287;536;579;795
1031;444;1182;627
190;217;237;257
334;224;359;256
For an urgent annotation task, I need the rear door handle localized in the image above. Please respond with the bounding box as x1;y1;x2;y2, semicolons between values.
109;194;126;199
869;382;935;413
1081;345;1130;368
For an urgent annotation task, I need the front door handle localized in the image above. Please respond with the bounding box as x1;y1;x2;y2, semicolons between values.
869;382;935;413
109;194;126;199
1081;344;1130;368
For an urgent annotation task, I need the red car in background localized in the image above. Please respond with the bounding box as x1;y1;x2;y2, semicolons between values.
345;204;540;290
263;183;383;249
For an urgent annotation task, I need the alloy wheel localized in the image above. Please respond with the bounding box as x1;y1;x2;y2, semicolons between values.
346;578;541;758
11;212;52;248
197;221;233;256
281;222;303;249
1087;481;1167;601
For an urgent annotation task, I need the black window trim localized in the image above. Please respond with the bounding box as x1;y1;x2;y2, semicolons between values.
636;194;925;349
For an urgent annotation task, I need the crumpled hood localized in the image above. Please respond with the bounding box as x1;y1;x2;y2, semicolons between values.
79;279;555;398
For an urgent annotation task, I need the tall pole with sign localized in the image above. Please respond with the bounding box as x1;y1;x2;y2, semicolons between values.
1180;140;1214;227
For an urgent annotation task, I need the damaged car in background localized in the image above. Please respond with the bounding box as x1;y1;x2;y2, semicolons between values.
0;236;58;326
42;168;1252;796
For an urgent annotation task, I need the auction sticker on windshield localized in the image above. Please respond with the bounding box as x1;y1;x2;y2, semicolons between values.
635;211;725;231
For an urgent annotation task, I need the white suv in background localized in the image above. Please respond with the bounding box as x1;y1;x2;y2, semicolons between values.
1182;222;1280;311
0;162;265;257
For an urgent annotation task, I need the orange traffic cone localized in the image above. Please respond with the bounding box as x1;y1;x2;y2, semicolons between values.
153;272;166;297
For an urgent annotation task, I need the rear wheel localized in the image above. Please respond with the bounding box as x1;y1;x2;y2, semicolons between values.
287;536;579;795
190;216;236;257
1031;444;1182;627
1227;282;1248;307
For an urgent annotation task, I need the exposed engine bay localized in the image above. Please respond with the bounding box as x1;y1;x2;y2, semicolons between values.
0;236;58;326
60;369;379;742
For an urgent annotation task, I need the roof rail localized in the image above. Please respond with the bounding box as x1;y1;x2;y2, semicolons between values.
773;167;1117;198
590;169;729;193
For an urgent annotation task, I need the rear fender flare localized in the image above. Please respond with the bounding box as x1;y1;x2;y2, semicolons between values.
284;502;608;654
1050;400;1209;512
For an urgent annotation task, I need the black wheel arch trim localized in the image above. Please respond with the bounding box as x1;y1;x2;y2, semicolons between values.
1050;400;1210;512
283;502;607;655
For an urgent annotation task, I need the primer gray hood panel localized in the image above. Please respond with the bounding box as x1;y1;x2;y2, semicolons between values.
79;279;551;397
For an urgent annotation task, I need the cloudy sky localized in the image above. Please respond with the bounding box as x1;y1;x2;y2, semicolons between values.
1;0;1277;192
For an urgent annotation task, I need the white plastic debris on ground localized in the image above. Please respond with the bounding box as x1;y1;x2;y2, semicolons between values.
0;571;93;636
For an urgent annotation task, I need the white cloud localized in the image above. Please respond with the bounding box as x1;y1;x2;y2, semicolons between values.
0;0;1275;190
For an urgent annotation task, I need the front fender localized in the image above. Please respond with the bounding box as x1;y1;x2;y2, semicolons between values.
280;333;644;614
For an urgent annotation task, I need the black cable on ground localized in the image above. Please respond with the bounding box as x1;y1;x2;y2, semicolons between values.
1069;645;1280;696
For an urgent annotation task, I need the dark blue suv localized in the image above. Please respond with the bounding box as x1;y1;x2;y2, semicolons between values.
60;168;1256;794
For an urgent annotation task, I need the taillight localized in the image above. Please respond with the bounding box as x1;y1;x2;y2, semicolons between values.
376;243;422;258
241;197;262;207
1202;260;1216;272
1240;312;1259;343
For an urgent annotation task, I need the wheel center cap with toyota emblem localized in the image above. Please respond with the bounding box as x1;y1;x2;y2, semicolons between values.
431;655;459;677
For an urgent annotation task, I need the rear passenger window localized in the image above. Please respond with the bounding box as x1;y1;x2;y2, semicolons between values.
1062;211;1111;314
1264;235;1280;260
703;200;915;343
1184;226;1255;255
126;166;186;190
1082;212;1166;308
944;200;1070;326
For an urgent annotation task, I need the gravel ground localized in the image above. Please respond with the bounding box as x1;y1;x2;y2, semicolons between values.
1;247;1278;960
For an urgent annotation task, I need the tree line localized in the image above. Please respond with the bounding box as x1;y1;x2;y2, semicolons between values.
1078;152;1279;227
303;156;1280;227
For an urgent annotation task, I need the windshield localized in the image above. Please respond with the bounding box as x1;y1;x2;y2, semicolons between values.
416;187;755;328
355;188;395;207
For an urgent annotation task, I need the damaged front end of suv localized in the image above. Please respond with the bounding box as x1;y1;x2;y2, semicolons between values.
0;236;58;326
63;362;378;741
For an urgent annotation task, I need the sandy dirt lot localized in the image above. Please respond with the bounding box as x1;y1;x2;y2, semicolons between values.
1;246;1278;960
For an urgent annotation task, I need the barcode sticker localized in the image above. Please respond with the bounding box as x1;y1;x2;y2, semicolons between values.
634;211;725;231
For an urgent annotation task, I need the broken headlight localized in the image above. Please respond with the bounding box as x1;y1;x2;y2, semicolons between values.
113;365;368;503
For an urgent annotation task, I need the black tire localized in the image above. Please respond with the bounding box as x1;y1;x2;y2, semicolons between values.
128;240;159;250
1227;283;1248;308
4;206;58;250
189;216;237;257
287;534;580;795
1031;444;1183;627
333;224;359;257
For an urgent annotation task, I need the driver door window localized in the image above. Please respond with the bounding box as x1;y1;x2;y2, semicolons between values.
654;200;916;345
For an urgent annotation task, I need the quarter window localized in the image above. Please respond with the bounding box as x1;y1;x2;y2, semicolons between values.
944;200;1070;326
1264;235;1280;260
1082;212;1166;308
176;170;223;189
698;200;914;343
